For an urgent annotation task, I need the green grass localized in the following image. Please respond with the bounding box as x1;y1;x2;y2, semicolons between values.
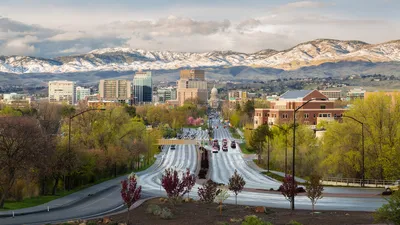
1;159;155;211
239;143;255;154
262;171;285;182
229;127;241;139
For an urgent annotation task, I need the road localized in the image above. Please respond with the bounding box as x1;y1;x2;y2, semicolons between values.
0;121;387;224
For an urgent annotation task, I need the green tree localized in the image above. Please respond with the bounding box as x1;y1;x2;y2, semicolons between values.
374;191;400;225
250;124;270;163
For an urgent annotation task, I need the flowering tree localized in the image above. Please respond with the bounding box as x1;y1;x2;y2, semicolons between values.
280;175;298;207
161;168;196;203
228;170;246;205
198;179;221;203
121;173;142;225
187;117;194;125
193;118;203;126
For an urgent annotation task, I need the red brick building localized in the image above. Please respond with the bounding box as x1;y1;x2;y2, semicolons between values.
254;90;346;128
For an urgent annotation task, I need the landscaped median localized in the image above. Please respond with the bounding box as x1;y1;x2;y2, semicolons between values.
64;197;376;225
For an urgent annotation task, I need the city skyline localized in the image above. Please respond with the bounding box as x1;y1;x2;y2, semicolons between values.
0;0;399;58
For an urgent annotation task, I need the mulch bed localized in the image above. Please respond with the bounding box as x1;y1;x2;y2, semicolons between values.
99;198;375;225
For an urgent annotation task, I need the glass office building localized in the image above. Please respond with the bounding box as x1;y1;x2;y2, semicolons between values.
133;71;152;104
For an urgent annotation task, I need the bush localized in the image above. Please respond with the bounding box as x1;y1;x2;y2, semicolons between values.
241;215;272;225
374;190;400;225
159;207;173;219
146;204;162;216
287;220;303;225
198;179;221;203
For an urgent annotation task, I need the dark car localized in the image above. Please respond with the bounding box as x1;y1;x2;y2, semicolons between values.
231;141;236;148
277;185;306;193
170;145;176;150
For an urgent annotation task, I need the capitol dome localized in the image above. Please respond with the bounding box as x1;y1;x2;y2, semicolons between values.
211;87;218;96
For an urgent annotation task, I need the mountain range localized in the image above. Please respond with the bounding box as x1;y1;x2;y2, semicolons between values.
1;39;399;75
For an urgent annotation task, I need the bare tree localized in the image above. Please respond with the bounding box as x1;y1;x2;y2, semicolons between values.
0;117;49;208
306;175;324;213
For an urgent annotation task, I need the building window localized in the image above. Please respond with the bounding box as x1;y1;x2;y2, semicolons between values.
255;120;258;124
313;114;316;118
320;105;326;109
304;113;309;118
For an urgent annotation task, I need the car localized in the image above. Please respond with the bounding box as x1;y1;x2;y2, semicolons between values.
222;145;228;151
277;185;306;193
170;145;176;150
224;125;226;128
384;180;400;193
222;139;228;145
212;145;219;153
231;141;236;148
213;139;219;145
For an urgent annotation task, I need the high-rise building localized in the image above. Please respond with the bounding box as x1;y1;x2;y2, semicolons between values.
99;79;132;102
157;87;177;103
133;71;152;104
179;69;205;80
48;80;76;105
76;86;91;102
176;69;208;106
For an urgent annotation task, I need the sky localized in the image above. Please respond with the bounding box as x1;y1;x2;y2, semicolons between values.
0;0;399;58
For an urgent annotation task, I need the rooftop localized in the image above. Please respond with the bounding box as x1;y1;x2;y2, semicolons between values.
280;90;313;100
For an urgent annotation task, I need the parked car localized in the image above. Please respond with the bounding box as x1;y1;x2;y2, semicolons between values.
170;145;176;150
231;140;236;148
222;145;228;152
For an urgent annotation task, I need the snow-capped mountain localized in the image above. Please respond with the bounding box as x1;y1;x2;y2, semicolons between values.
0;39;399;74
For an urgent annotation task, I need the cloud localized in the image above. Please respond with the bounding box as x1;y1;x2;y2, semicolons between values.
0;35;38;55
275;1;330;11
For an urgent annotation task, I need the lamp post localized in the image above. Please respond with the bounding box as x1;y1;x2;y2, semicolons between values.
67;108;106;190
341;115;365;187
292;98;325;210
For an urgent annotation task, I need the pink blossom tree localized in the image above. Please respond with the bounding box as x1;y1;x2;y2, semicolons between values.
121;173;142;225
187;117;194;125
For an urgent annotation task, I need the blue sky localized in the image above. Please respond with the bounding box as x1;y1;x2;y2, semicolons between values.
0;0;399;57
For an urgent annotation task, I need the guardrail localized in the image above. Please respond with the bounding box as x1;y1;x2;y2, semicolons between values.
323;177;397;187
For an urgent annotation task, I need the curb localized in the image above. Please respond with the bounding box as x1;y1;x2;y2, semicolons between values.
0;185;119;218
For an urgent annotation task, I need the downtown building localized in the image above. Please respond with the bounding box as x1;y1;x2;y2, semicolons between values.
174;69;208;106
133;71;152;104
98;79;132;103
76;86;91;102
48;80;76;105
253;90;346;129
157;87;177;103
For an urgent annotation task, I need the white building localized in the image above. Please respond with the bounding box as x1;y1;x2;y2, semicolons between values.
48;81;76;105
99;79;132;103
76;86;91;102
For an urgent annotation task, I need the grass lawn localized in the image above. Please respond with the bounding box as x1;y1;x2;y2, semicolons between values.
1;159;155;211
239;143;255;154
229;127;241;139
262;171;285;182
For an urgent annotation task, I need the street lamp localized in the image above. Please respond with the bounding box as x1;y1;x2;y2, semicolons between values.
341;115;365;187
67;108;106;190
292;97;326;210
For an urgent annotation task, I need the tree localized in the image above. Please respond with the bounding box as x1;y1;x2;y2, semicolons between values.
121;173;142;225
0;117;49;208
242;100;255;118
198;179;221;203
279;175;298;207
306;175;324;212
161;168;195;203
228;170;246;205
215;187;230;215
374;190;400;225
250;124;270;163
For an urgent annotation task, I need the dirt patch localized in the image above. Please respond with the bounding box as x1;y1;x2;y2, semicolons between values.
97;198;375;225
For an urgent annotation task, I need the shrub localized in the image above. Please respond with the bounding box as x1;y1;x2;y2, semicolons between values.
161;168;196;203
287;220;303;225
241;215;272;225
229;170;246;205
87;222;97;225
159;207;174;219
198;179;221;203
215;188;230;215
374;190;400;225
146;204;162;216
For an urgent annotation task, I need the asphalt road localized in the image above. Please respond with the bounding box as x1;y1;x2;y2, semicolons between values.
0;120;387;224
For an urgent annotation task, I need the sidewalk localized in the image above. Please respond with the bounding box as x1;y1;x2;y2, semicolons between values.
0;148;166;218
